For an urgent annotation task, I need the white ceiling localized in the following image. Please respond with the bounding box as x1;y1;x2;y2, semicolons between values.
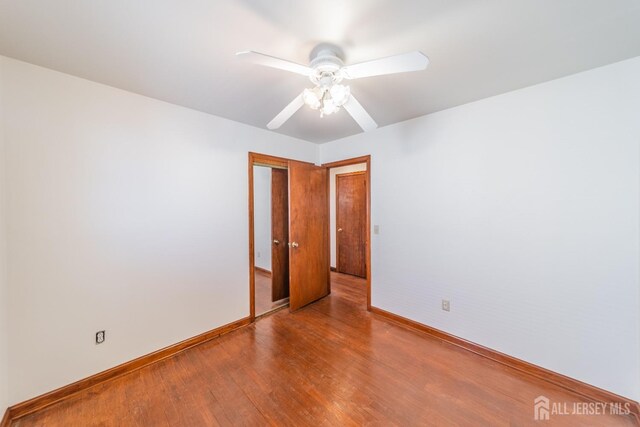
1;1;639;143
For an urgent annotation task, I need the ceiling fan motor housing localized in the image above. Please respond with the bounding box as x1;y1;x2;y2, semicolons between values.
309;43;345;86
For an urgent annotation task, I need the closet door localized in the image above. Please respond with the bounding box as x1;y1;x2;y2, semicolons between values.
336;172;367;277
271;168;289;301
288;160;329;311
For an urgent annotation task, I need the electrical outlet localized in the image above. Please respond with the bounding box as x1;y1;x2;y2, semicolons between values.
96;330;105;344
257;251;261;258
442;300;450;312
374;225;380;235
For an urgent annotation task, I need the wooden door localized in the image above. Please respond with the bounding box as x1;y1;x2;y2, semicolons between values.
288;160;330;311
336;172;367;278
271;168;289;301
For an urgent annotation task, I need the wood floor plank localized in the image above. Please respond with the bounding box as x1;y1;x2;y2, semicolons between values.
255;269;288;316
12;272;637;426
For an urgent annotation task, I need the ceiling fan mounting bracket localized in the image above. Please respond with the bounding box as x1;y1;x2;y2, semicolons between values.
309;43;345;62
309;43;345;75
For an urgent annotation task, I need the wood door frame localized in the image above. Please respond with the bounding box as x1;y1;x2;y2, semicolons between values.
322;155;372;310
335;171;367;278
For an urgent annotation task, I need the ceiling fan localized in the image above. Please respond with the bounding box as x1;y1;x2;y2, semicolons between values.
236;43;429;132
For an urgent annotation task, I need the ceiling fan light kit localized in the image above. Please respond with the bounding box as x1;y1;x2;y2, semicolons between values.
303;84;350;117
236;43;429;132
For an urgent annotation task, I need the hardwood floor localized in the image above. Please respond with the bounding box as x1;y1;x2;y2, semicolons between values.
254;269;288;316
14;273;636;426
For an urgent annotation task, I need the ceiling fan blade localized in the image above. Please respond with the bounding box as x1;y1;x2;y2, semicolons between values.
342;51;429;79
344;95;378;132
267;93;305;130
236;51;313;76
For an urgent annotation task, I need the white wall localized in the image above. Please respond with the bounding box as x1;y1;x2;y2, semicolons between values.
0;57;9;414
329;164;367;268
0;55;318;405
253;166;271;271
320;57;640;400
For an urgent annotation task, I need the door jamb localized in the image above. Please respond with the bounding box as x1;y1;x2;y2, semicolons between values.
322;155;372;310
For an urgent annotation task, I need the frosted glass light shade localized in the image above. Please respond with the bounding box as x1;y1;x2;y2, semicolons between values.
303;88;322;109
329;84;350;106
304;84;351;116
321;98;339;115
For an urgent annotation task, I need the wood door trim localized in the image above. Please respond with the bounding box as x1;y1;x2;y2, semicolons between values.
4;316;251;424
0;409;9;427
323;156;370;169
336;171;365;177
249;152;289;168
322;155;372;310
370;306;640;423
335;171;367;277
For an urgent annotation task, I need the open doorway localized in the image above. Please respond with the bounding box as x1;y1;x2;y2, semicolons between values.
249;153;292;318
331;166;367;278
252;165;289;316
249;152;330;319
323;156;371;309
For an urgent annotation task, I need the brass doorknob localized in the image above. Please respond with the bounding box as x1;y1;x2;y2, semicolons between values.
337;228;343;232
291;242;299;248
273;239;280;245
